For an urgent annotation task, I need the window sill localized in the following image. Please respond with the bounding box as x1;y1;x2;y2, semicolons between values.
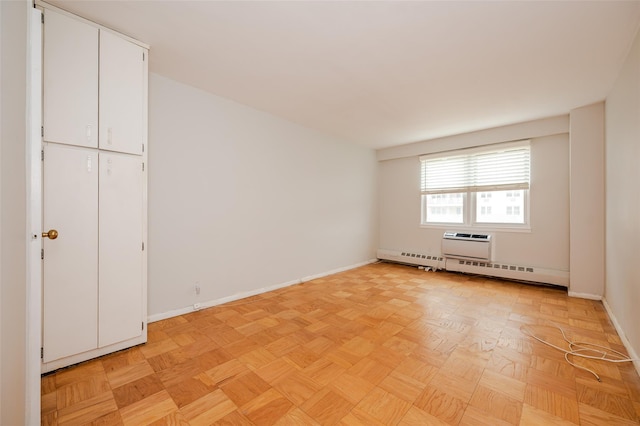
419;223;532;233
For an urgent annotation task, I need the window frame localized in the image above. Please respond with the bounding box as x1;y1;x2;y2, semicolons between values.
420;141;531;231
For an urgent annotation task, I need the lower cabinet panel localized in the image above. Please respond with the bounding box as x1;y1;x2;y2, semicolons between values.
99;152;144;347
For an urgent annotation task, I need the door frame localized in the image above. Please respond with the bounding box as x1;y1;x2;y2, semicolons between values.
26;5;42;424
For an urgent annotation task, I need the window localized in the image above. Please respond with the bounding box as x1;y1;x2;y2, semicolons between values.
420;141;530;227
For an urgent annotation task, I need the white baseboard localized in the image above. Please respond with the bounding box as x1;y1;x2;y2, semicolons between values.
602;298;640;376
148;258;377;324
568;291;603;300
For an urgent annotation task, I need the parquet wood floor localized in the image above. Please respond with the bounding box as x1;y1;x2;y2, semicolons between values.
41;263;640;425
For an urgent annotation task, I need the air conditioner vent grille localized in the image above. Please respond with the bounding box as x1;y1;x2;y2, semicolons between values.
458;259;536;273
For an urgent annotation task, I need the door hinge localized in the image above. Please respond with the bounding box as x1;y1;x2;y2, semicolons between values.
143;51;145;61
142;242;145;251
40;347;43;359
142;322;144;331
142;144;144;153
41;149;44;161
41;14;44;24
142;163;145;172
41;249;44;260
41;126;44;137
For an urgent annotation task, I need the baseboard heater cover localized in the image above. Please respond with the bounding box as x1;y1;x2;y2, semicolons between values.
445;258;568;287
376;248;444;269
376;248;568;287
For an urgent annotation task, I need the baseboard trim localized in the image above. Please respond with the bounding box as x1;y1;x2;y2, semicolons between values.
568;291;603;300
602;298;640;376
147;258;377;324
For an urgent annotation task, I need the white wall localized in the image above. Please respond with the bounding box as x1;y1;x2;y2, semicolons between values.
0;2;3;419
378;117;570;273
569;102;605;298
605;27;640;367
0;0;28;424
148;74;378;317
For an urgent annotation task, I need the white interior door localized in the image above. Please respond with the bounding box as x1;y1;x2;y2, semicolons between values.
43;9;98;148
42;143;98;363
98;152;143;347
99;31;144;155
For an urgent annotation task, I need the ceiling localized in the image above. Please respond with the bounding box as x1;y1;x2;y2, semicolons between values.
47;1;640;149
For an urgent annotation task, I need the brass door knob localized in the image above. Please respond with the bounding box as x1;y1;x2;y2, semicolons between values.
42;229;59;240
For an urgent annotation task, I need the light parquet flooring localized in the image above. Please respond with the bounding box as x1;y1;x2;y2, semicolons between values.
41;263;640;425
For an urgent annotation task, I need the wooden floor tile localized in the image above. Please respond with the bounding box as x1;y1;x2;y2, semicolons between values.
206;359;249;386
414;385;467;425
477;368;525;402
240;388;293;425
112;373;164;409
220;370;271;407
524;383;580;424
139;338;181;359
87;409;124;426
468;384;522;425
273;371;322;406
156;359;202;389
519;403;576;426
303;358;347;387
179;389;237;425
428;368;479;402
210;410;254;425
106;359;155;389
41;391;57;417
379;371;425;403
56;391;117;425
55;360;105;388
56;372;111;410
339;407;387;425
301;387;354;425
254;357;298;385
578;402;639;426
398;405;449;425
576;381;638;421
165;376;216;408
348;357;391;386
147;410;190;425
273;407;319;425
101;348;146;375
119;390;178;426
41;263;640;426
355;386;412;425
460;406;515;426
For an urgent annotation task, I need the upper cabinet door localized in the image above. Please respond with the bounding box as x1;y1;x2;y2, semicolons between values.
43;10;98;148
99;31;145;155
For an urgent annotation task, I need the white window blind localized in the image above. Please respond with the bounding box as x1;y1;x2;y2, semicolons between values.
420;141;530;195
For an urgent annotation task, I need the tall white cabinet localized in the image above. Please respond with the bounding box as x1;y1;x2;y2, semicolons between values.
41;7;148;373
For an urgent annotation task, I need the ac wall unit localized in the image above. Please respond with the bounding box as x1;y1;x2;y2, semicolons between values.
442;232;491;261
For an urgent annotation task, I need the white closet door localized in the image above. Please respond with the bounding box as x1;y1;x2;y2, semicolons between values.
43;144;98;362
98;152;143;347
43;10;98;148
99;31;145;155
